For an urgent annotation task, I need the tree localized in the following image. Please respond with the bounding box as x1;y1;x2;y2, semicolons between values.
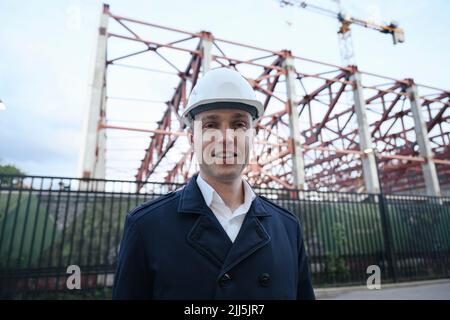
0;160;25;186
0;163;25;175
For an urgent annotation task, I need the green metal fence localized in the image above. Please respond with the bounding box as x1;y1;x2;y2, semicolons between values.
1;175;449;299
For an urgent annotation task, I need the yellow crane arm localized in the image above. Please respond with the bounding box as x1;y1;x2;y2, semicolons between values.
280;0;405;44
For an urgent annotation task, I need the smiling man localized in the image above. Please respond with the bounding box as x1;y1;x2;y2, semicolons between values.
112;68;315;300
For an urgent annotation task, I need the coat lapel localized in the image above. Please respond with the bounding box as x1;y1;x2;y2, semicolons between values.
179;174;232;268
219;197;271;275
179;174;272;273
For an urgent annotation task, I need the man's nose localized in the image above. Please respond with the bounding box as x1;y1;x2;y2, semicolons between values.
215;126;232;140
217;127;235;147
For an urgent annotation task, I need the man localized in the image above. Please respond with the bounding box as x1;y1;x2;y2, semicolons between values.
112;68;315;300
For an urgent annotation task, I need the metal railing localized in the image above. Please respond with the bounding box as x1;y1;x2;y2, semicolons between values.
1;174;449;299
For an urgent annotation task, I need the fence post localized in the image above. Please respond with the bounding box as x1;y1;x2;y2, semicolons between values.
377;194;398;283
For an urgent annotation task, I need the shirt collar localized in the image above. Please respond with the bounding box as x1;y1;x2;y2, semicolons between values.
196;174;256;210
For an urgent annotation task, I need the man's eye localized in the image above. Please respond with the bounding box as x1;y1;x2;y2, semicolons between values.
234;122;248;129
203;123;216;129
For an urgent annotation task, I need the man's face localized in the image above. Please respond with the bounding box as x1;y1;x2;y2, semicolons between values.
189;109;254;182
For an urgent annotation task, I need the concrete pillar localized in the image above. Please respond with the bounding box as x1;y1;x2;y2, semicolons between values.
406;80;441;196
81;4;109;182
284;52;306;190
350;67;381;194
201;32;212;74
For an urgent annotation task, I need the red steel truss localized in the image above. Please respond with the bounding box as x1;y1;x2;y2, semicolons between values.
96;5;449;194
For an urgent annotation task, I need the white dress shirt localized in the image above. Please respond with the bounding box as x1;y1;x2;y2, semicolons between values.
196;174;256;243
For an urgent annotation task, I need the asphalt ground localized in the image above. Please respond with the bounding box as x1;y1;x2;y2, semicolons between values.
315;279;450;300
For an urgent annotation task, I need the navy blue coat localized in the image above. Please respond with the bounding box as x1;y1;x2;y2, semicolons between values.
113;174;315;300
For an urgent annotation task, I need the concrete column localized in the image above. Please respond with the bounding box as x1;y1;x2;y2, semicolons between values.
81;4;109;182
284;52;306;190
351;67;381;194
407;80;441;196
201;32;212;74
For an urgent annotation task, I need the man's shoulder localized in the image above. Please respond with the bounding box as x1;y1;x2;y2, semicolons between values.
127;188;182;222
258;195;299;224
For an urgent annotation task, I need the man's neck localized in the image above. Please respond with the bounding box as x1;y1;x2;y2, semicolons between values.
199;172;244;212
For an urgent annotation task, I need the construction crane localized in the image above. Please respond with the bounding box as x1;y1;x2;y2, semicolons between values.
279;0;405;65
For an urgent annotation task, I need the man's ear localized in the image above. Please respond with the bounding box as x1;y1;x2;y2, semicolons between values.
187;128;194;146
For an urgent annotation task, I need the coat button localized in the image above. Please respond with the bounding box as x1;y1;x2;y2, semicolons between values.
259;273;271;287
219;273;232;287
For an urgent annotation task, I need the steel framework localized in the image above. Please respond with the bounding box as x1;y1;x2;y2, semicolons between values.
82;4;450;195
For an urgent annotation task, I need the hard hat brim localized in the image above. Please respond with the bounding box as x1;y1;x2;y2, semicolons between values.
189;101;257;120
182;99;264;127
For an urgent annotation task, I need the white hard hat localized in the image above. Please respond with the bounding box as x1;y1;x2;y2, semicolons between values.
182;68;264;126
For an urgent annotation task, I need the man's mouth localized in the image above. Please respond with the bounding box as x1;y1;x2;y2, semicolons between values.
211;152;238;159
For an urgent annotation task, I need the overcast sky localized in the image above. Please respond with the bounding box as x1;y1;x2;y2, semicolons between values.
1;0;449;180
